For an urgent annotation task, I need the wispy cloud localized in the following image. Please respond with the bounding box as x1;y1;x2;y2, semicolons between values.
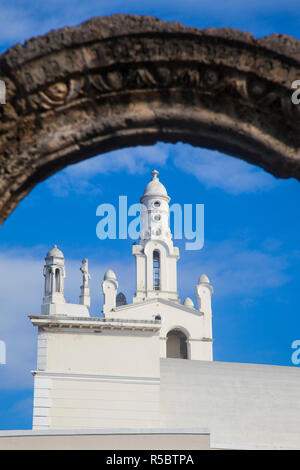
47;143;277;197
47;173;103;198
173;146;277;195
47;145;169;197
178;238;290;301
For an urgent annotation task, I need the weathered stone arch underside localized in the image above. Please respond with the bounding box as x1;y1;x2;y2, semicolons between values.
1;14;300;224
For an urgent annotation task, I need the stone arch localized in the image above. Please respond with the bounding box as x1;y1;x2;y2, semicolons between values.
1;14;300;225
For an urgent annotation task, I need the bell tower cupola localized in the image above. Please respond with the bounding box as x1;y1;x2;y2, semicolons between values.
139;169;172;244
133;170;180;303
41;245;66;315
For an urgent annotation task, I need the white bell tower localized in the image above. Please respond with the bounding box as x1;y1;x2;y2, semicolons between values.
133;170;180;303
41;245;66;315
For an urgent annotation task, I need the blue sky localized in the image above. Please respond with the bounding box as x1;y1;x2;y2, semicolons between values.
0;0;300;430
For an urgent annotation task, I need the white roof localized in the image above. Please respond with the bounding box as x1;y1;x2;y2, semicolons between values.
46;245;64;258
141;170;170;201
104;269;117;281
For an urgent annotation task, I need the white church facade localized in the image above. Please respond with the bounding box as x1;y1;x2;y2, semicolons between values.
102;170;213;362
29;170;213;430
24;170;300;450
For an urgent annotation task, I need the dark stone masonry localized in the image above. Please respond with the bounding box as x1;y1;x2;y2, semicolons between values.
0;14;300;224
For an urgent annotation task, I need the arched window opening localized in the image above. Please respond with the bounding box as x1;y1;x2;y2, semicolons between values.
55;268;61;292
45;268;51;295
153;250;160;290
166;329;188;359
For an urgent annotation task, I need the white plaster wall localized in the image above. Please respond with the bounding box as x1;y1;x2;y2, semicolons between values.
32;376;52;429
33;327;161;430
48;378;160;429
160;359;300;450
37;329;48;371
188;339;213;362
45;329;160;378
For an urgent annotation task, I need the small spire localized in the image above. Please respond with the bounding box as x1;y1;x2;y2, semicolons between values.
151;169;159;180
